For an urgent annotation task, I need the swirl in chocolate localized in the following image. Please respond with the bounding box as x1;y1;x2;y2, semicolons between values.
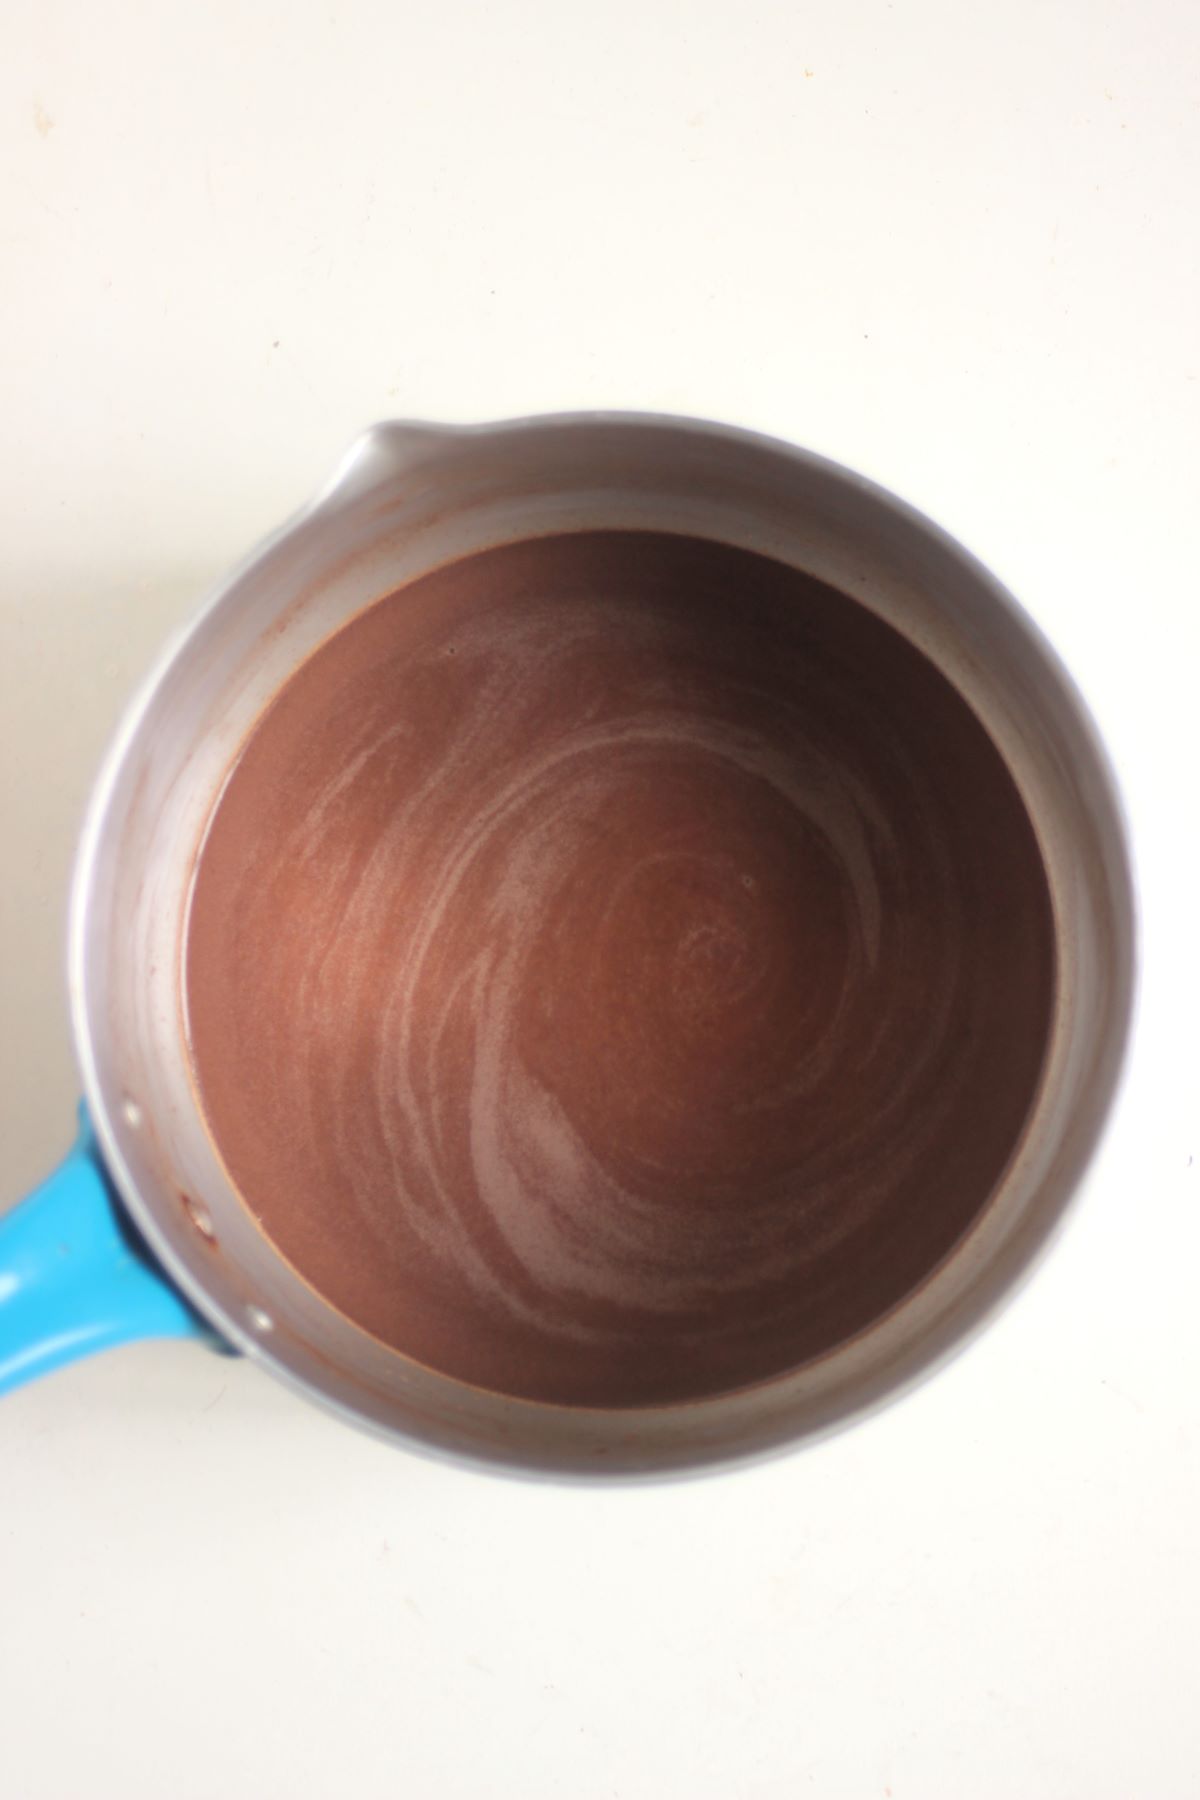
185;532;1055;1405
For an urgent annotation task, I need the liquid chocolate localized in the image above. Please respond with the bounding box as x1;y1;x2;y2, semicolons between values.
184;531;1055;1406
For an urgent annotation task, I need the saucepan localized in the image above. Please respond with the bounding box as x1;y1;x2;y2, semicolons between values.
0;414;1134;1475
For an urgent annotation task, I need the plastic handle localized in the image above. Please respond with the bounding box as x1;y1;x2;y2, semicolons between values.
0;1107;216;1396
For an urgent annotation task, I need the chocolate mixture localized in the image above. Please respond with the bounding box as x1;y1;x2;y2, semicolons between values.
184;531;1055;1406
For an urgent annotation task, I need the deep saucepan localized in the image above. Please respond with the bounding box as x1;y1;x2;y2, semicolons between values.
0;414;1134;1475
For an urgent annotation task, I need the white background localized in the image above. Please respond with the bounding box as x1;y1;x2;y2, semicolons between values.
2;2;1198;1795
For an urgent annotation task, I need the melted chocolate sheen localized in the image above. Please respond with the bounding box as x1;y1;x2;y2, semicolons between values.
185;532;1055;1407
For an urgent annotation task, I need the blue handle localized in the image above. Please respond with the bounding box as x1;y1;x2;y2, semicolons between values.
0;1107;216;1396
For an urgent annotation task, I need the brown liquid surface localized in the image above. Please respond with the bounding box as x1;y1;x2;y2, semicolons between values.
185;532;1055;1406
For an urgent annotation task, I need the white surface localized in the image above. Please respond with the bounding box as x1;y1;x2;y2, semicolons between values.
1;1;1197;1795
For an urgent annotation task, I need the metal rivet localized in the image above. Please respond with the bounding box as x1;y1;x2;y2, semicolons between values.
122;1097;143;1128
246;1305;273;1333
181;1194;216;1241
